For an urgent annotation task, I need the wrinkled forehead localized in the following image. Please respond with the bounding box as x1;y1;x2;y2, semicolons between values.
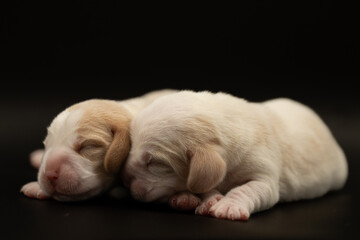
45;108;84;147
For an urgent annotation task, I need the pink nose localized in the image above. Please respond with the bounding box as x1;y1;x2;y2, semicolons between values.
45;170;59;181
44;148;69;185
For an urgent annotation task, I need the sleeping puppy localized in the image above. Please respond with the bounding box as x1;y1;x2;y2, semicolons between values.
20;89;176;201
121;90;348;220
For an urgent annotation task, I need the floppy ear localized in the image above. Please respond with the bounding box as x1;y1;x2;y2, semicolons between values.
187;145;226;194
104;127;131;174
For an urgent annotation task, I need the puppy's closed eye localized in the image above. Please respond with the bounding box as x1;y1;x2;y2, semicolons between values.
80;139;104;149
147;156;174;176
77;140;106;159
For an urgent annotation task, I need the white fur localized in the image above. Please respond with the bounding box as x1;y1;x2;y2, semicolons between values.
21;89;176;201
121;90;348;220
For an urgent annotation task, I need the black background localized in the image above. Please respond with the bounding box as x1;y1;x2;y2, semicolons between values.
1;1;359;239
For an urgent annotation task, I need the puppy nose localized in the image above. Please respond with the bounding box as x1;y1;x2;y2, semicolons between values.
45;170;59;181
44;148;69;186
45;170;59;187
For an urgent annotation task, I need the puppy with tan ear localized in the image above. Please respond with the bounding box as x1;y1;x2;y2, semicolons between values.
20;89;176;201
121;90;348;220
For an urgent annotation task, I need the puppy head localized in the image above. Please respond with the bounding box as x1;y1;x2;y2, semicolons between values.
38;99;131;201
121;110;227;203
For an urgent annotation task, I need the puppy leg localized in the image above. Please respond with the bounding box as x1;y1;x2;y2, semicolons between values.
195;189;224;215
169;191;201;211
29;149;44;169
209;180;279;221
20;181;51;200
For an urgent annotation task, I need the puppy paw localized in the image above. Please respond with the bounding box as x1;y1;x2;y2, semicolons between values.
208;197;250;221
169;192;201;211
29;149;44;169
195;193;223;215
21;181;50;200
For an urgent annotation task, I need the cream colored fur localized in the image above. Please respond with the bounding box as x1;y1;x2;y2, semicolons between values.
20;89;176;201
121;90;348;220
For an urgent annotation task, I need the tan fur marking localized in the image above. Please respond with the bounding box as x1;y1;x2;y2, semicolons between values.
75;99;131;174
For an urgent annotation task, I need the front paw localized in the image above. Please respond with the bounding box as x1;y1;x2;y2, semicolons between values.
169;192;201;211
20;181;50;200
195;193;223;215
208;197;250;221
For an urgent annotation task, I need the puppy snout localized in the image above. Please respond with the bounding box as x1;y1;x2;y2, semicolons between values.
45;170;59;182
45;149;70;171
120;165;134;188
44;149;69;185
121;172;133;188
40;148;81;194
130;180;148;202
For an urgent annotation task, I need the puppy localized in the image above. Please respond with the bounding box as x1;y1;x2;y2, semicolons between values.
121;90;348;220
20;89;176;201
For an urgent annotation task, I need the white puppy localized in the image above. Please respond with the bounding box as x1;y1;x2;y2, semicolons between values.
21;89;176;201
121;90;348;220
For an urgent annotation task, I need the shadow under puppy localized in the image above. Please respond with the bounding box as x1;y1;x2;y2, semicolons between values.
20;89;176;201
121;90;348;221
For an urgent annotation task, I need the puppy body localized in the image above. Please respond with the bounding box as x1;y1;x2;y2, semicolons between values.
21;89;176;201
122;90;347;220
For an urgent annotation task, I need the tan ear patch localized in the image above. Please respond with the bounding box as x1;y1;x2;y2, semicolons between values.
75;99;132;174
104;128;130;174
187;145;226;194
